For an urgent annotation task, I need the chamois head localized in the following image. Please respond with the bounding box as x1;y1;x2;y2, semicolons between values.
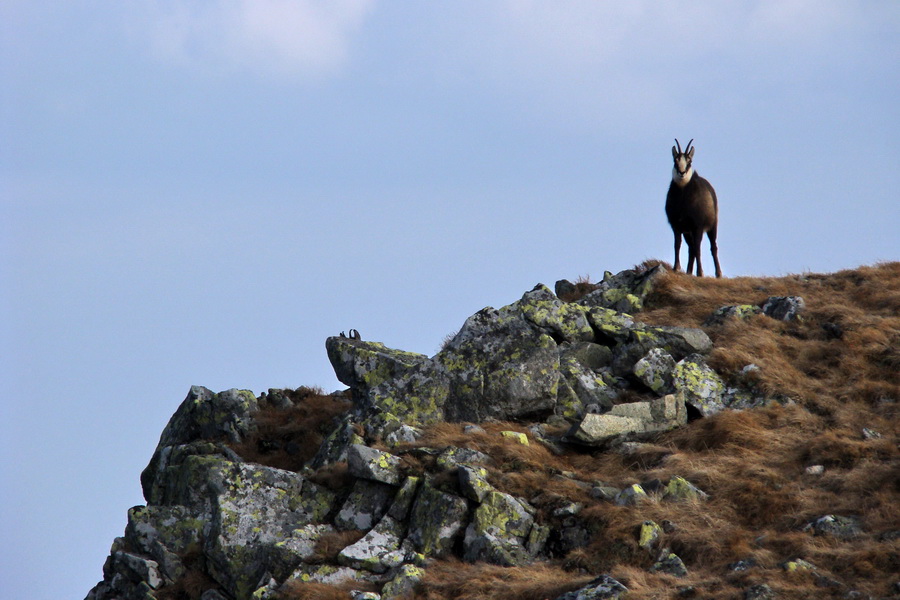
671;138;695;186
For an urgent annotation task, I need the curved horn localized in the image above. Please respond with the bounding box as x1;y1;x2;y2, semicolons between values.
685;139;694;153
674;138;682;154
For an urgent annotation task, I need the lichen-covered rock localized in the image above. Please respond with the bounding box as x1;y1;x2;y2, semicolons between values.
615;484;650;506
526;523;551;557
638;520;662;552
141;386;258;502
308;416;363;469
335;479;397;531
673;354;726;416
651;550;688;577
804;515;863;539
458;465;494;503
519;284;595;343
705;304;762;326
782;558;816;571
634;348;676;395
611;325;712;378
202;461;328;599
568;394;687;445
585;307;638;344
347;444;404;486
405;481;469;558
289;563;374;586
124;505;204;581
387;476;421;520
269;523;335;568
326;336;448;425
575;265;666;313
663;476;709;502
570;413;645;444
557;355;616;419
463;491;534;566
762;296;805;321
440;303;561;423
435;446;492;471
744;583;776;600
108;551;164;589
384;423;423;447
138;455;337;600
554;574;629;600
500;430;529;445
559;341;613;371
338;515;406;573
381;563;425;600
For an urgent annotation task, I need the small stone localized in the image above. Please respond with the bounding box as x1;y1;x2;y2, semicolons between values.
672;355;727;416
762;296;805;321
634;348;677;394
337;515;405;573
381;563;425;600
614;484;650;506
805;515;863;539
782;558;816;571
663;476;708;502
862;428;882;440
554;574;629;600
651;550;688;577
590;485;621;502
500;430;529;445
347;444;404;486
638;520;662;552
729;558;757;572
553;502;584;518
435;446;492;470
704;305;762;326
744;583;775;600
458;465;494;503
805;465;825;475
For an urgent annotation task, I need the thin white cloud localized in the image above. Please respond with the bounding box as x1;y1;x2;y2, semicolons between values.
144;0;375;77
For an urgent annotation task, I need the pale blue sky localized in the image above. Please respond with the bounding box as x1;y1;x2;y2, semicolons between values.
2;2;898;598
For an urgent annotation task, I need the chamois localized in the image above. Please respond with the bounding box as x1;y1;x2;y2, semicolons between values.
666;138;722;278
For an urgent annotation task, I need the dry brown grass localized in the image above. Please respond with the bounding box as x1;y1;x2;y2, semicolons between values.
412;559;595;600
229;387;351;471
640;262;900;410
279;579;378;600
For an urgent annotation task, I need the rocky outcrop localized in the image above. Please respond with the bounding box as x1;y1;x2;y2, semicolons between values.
87;265;780;600
326;266;756;438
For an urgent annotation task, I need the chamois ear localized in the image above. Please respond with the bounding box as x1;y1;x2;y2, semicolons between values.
672;145;679;158
687;147;695;159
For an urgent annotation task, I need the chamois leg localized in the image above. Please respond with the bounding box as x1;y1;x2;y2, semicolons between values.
673;231;683;273
707;227;722;278
690;229;705;277
684;231;697;276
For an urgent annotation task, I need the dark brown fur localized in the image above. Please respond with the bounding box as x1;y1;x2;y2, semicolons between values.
666;140;722;278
